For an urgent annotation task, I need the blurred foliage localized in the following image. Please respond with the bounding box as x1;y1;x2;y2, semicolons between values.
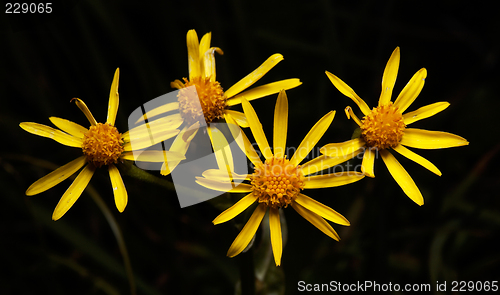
1;0;499;294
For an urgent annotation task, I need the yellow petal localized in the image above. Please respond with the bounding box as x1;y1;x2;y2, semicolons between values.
199;32;211;51
241;98;273;160
207;125;234;173
199;32;212;74
26;156;87;196
127;114;182;140
273;90;288;159
213;193;258;224
320;138;365;157
224;54;284;99
202;169;249;182
126;114;183;143
107;68;120;126
224;114;262;167
290;111;335;167
52;163;96;220
225;110;249;128
226;79;302;105
301;149;363;176
361;148;376;178
393;68;427;113
134;102;180;124
392;144;441;176
120;150;185;162
108;164;127;213
380;149;423;205
171;79;185;90
161;123;200;176
304;171;365;189
295;193;350;226
269;207;282;266
400;128;469;149
204;47;223;82
403;101;449;125
195;177;252;193
20;122;83;148
378;47;400;106
344;106;363;126
171;123;199;153
325;71;371;115
291;202;340;241
187;29;201;80
49;117;87;139
122;127;180;151
227;203;267;258
71;98;97;126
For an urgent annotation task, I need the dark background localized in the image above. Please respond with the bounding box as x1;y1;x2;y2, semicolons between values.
1;1;499;294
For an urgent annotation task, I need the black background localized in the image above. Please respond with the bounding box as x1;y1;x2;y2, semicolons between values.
1;1;499;294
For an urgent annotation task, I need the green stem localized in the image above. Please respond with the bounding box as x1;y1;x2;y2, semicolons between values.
87;185;137;295
119;161;176;191
10;154;163;295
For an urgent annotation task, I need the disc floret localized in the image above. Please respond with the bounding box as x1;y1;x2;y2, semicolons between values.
178;77;226;125
360;102;406;149
82;123;124;167
251;157;305;209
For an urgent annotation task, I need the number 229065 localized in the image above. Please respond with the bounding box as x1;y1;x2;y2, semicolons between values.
451;281;498;292
5;3;52;14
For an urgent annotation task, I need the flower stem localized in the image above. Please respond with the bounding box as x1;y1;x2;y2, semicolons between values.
119;161;176;191
87;185;137;295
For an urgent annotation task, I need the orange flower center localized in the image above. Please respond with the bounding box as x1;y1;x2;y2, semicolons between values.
82;123;124;167
360;102;406;149
178;77;227;126
251;157;305;209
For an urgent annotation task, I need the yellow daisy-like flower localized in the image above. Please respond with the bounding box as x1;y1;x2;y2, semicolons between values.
142;29;302;175
20;68;184;220
196;90;365;266
323;47;469;205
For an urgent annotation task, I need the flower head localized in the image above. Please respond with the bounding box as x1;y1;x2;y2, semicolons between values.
251;157;305;209
177;76;226;125
20;69;183;220
81;122;124;166
142;30;302;175
196;90;365;266
360;101;406;149
324;47;469;205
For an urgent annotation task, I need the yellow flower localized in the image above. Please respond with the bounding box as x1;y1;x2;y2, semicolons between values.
196;90;365;266
142;29;302;175
323;47;469;205
20;68;184;220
